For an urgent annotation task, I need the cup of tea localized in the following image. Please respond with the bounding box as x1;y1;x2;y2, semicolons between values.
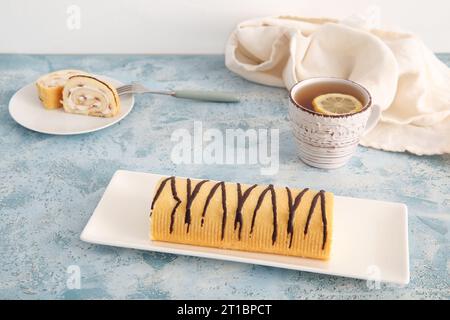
288;77;381;169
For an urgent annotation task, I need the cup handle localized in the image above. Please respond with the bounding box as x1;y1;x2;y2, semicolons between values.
364;104;381;134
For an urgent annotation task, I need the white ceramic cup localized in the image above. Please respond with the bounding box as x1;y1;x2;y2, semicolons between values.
288;77;381;169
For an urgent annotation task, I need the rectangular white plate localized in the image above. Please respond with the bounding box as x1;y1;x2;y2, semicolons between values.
80;170;410;284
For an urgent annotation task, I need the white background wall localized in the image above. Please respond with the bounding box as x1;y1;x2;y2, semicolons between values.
1;0;449;54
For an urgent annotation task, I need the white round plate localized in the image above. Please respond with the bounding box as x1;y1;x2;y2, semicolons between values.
8;76;134;135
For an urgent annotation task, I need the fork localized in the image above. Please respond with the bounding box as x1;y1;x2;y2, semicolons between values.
116;83;240;103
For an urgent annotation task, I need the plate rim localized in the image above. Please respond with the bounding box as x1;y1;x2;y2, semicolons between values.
8;76;135;135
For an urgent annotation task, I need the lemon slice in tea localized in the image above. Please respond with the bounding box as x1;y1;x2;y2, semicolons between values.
312;93;363;115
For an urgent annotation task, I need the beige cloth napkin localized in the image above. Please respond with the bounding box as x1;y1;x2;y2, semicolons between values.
225;16;450;155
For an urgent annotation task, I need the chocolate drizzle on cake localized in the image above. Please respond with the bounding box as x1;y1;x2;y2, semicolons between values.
201;181;227;240
286;187;309;248
270;186;278;245
151;176;182;233
250;185;271;234
250;184;278;245
185;179;209;233
319;191;328;250
304;190;328;249
150;176;173;216
220;182;227;240
234;183;258;240
186;179;191;226
169;177;182;234
201;182;222;227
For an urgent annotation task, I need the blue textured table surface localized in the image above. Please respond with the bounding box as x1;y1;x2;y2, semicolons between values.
0;54;448;299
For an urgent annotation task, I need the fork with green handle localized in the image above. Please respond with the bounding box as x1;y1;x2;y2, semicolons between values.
116;83;240;103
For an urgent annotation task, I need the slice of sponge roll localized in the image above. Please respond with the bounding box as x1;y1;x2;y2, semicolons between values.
62;75;120;118
36;69;88;109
